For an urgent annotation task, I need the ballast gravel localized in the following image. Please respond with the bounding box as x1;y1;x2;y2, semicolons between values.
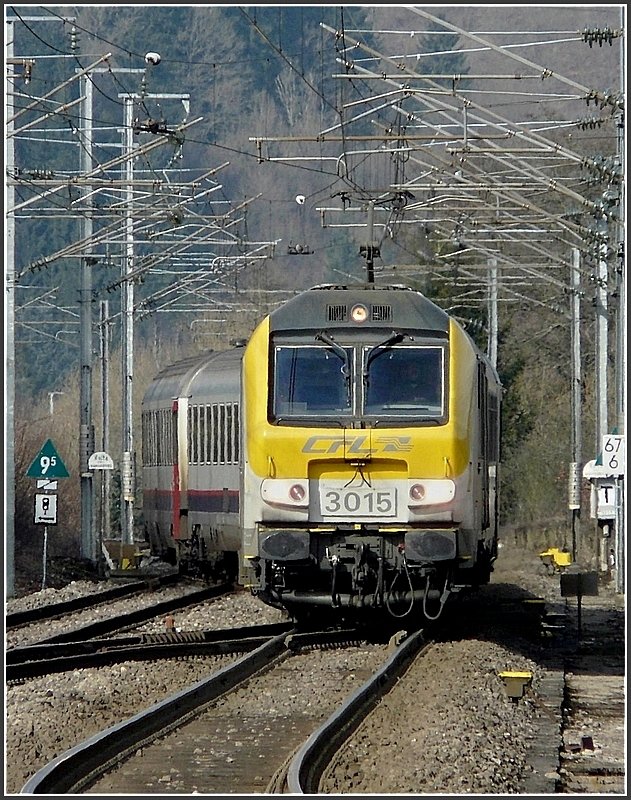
6;590;287;793
5;541;625;795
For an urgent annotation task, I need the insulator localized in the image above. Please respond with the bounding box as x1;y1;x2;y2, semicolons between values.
122;451;135;501
568;462;581;509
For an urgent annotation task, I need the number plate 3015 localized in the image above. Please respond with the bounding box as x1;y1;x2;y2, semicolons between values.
320;487;397;517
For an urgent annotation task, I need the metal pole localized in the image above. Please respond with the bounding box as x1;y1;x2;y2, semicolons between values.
595;218;609;573
79;74;95;563
5;20;16;597
614;243;625;593
121;96;135;545
613;10;625;594
569;248;582;561
613;0;626;432
487;257;498;368
99;300;111;574
41;527;48;591
595;220;609;448
118;88;190;548
488;197;500;369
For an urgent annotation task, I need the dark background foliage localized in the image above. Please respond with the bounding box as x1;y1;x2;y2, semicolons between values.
8;5;622;586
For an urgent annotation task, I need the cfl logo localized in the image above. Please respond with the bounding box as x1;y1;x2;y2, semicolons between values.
302;435;412;454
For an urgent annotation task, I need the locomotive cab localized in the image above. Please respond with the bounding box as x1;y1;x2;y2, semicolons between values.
241;284;501;623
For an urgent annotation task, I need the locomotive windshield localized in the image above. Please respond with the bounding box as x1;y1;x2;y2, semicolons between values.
274;345;353;416
363;345;445;417
272;342;445;423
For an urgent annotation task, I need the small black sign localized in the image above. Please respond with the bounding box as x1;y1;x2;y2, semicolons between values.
560;571;599;597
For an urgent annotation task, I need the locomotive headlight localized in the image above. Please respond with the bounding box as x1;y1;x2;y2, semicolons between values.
289;483;306;502
408;479;455;507
261;479;309;508
350;303;368;323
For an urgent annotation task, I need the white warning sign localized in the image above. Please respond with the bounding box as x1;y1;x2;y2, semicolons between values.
34;494;58;525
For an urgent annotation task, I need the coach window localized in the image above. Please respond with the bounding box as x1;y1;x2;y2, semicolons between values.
363;346;445;418
273;344;353;418
211;404;219;462
189;405;200;464
205;405;212;463
219;404;226;462
157;408;174;465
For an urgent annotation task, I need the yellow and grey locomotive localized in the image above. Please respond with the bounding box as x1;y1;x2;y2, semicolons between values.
240;283;502;622
141;283;501;622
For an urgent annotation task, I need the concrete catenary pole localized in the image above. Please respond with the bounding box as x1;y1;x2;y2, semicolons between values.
120;95;136;546
613;7;625;594
99;300;111;572
5;20;16;597
487;257;498;369
595;216;609;572
569;248;582;561
79;73;95;563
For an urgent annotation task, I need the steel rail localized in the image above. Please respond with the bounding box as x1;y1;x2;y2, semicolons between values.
8;583;233;644
286;628;428;793
6;580;153;628
6;621;296;680
18;627;364;794
19;630;296;794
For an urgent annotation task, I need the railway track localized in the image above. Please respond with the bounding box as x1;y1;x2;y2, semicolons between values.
6;581;234;648
9;544;625;795
20;628;427;794
5;580;155;628
6;621;294;681
283;629;428;793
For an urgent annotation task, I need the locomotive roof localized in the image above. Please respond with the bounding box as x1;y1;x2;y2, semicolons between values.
268;283;450;333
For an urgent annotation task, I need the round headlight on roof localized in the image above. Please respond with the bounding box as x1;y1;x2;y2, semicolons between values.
350;303;368;323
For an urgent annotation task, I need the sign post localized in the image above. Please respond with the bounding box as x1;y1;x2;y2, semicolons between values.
27;440;69;589
88;451;114;576
601;434;625;593
601;434;625;476
34;493;58;590
560;570;599;639
26;439;70;479
42;527;48;590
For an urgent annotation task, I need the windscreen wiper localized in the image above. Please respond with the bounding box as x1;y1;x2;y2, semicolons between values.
364;331;405;380
315;331;350;378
